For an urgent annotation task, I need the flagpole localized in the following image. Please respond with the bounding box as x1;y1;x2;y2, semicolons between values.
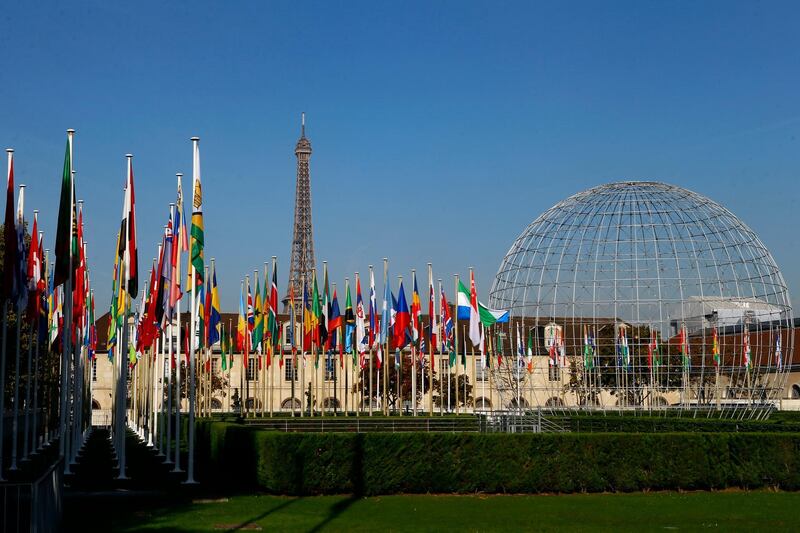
185;136;200;484
437;278;444;417
383;258;388;416
410;269;417;417
268;259;274;419
454;274;459;416
22;211;41;463
32;248;46;455
367;266;374;417
427;264;434;416
56;132;74;475
172;172;184;473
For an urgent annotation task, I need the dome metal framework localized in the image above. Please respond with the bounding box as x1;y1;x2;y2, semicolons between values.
489;181;792;416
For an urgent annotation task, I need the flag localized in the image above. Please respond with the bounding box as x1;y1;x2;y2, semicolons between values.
237;284;247;352
455;278;507;326
267;261;279;347
189;142;204;291
311;271;322;351
345;280;355;356
429;276;438;358
380;271;391;345
393;281;410;349
647;328;658;369
329;288;342;353
320;266;330;350
617;325;629;369
679;323;690;370
526;328;534;372
496;329;503;366
220;323;228;371
118;157;138;298
456;274;481;346
3;149;17;300
368;270;377;349
583;326;595;370
441;288;453;353
287;281;296;354
197;274;206;350
712;327;720;368
160;211;174;323
303;280;313;352
253;276;264;353
208;263;221;346
53;138;73;289
743;327;751;369
411;272;421;344
170;182;188;310
15;185;28;310
26;211;41;321
356;276;367;358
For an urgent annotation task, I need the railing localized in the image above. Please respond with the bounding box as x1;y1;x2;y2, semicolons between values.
0;459;63;533
479;410;569;433
243;416;481;433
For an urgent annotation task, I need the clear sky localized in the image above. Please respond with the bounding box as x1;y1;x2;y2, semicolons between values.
1;1;799;311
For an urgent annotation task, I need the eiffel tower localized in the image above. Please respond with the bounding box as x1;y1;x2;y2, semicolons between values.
284;113;316;310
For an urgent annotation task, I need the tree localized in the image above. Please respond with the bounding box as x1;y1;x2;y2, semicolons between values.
356;352;436;411
433;372;473;409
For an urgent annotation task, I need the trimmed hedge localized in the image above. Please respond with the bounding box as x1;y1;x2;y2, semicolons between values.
194;420;800;495
563;415;800;433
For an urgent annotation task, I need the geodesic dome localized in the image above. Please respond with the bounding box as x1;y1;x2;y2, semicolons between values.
489;181;792;411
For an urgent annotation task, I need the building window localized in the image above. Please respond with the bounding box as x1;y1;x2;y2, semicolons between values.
440;358;450;375
92;358;97;382
284;356;298;381
325;354;336;381
548;364;560;382
211;358;219;374
246;358;256;381
475;358;488;382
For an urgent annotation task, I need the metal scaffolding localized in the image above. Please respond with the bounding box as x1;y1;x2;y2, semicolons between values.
489;181;793;417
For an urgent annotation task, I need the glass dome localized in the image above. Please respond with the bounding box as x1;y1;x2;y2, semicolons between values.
489;181;792;411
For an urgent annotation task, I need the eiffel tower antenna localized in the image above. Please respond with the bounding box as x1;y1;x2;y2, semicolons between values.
284;112;315;309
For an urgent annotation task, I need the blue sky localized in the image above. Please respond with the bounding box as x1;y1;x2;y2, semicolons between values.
1;1;799;311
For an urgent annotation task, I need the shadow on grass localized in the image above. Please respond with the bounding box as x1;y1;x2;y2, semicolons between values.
222;497;298;532
305;495;361;533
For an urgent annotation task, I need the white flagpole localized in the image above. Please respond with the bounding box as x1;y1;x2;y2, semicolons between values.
368;265;374;417
116;154;134;480
172;173;184;473
186;136;200;484
428;264;434;416
58;131;74;475
10;184;26;471
454;274;459;415
411;269;417;417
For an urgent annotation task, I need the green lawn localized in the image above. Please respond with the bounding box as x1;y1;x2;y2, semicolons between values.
70;491;800;532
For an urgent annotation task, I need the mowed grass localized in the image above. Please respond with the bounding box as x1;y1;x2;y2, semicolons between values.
77;490;800;532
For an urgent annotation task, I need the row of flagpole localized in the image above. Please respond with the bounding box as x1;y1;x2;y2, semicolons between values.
0;129;98;480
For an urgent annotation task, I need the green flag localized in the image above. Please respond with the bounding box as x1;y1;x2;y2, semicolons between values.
54;138;73;287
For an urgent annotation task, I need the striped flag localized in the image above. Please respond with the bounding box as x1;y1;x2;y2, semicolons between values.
189;142;204;291
118;157;138;298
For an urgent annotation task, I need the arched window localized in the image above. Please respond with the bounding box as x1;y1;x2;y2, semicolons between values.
322;398;341;409
474;397;492;410
508;398;529;409
245;398;261;410
91;399;101;410
545;397;564;408
210;398;222;410
281;398;301;409
791;384;800;399
651;396;669;407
